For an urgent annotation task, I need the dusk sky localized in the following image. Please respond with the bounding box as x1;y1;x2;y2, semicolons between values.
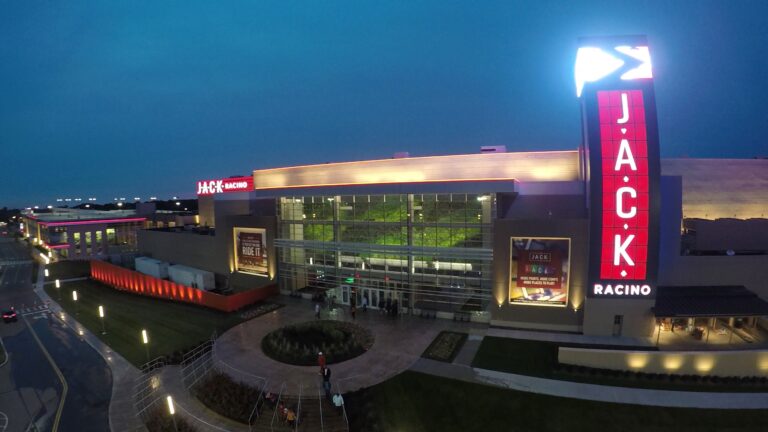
1;1;767;208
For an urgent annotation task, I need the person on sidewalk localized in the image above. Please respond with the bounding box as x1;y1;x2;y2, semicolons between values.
286;408;297;427
322;366;332;398
318;351;326;373
315;302;321;319
361;295;368;312
332;393;344;414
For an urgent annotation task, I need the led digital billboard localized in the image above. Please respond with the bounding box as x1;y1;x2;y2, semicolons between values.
509;237;571;307
233;227;268;276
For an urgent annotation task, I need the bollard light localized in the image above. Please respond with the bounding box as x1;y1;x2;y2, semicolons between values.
98;305;104;318
55;279;60;288
142;329;149;344
72;290;78;301
167;395;175;415
44;268;49;277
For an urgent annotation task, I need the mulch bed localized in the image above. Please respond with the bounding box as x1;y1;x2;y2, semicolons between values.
422;331;468;363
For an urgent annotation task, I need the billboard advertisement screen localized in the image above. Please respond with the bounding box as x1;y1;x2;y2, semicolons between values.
234;228;268;276
509;237;570;307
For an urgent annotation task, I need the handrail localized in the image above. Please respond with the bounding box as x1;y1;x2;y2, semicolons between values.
294;383;303;432
269;382;287;432
318;387;325;432
248;379;270;430
140;356;166;374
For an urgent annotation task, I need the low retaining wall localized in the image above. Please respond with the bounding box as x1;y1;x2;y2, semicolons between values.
559;346;768;377
90;260;277;312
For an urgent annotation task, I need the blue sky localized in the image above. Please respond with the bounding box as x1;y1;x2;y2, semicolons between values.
1;1;766;207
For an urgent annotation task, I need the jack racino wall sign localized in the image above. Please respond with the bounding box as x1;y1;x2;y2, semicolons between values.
196;176;254;195
577;35;661;299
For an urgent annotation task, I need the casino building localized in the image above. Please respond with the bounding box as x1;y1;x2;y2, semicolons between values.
136;36;768;344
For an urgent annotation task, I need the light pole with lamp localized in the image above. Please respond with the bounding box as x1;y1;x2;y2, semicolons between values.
142;329;150;363
98;305;106;335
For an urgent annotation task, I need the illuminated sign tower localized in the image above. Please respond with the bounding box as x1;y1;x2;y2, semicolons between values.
576;35;661;298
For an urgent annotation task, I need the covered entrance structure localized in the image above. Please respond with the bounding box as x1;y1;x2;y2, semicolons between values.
652;286;768;348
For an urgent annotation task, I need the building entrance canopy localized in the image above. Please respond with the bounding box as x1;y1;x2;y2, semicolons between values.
653;286;768;318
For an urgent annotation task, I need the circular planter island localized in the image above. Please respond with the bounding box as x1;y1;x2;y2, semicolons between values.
261;320;374;365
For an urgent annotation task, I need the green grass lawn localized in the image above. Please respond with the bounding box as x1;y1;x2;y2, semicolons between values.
346;371;768;432
45;279;246;367
472;337;768;392
46;260;91;280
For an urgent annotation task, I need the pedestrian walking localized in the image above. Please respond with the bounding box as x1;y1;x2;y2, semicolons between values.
332;393;344;414
351;304;357;320
322;366;332;398
315;302;321;319
318;351;326;373
361;295;368;312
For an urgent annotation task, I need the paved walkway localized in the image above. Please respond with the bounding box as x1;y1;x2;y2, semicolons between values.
216;296;486;395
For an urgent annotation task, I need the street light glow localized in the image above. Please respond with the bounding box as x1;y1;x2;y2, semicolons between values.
72;290;78;301
44;268;49;277
55;279;60;288
142;329;149;344
98;305;104;318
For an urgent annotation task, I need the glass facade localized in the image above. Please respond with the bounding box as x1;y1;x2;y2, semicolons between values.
277;193;494;312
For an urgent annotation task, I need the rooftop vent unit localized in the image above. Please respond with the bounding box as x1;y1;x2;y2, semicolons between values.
480;145;507;153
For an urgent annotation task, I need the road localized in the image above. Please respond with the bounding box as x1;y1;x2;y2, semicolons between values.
0;239;111;432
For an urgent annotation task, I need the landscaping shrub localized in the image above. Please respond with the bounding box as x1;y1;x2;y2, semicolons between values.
192;370;260;424
261;320;374;365
144;406;196;432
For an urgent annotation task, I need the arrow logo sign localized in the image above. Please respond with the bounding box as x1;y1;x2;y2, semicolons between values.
575;45;653;97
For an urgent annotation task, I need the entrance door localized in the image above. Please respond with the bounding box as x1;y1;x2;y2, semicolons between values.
340;285;351;305
613;315;624;337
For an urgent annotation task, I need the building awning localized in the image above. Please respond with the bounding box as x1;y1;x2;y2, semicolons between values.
653;286;768;318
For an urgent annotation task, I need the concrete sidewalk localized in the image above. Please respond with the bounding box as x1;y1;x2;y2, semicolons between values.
215;295;485;396
409;358;768;409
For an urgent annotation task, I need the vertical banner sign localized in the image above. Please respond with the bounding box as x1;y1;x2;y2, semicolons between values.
576;35;660;298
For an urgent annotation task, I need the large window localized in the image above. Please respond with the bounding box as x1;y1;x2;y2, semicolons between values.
277;193;494;312
106;228;116;245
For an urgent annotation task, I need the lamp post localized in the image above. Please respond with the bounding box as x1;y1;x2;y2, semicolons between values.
167;395;178;431
72;290;78;316
142;329;150;363
98;305;106;335
55;279;61;301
